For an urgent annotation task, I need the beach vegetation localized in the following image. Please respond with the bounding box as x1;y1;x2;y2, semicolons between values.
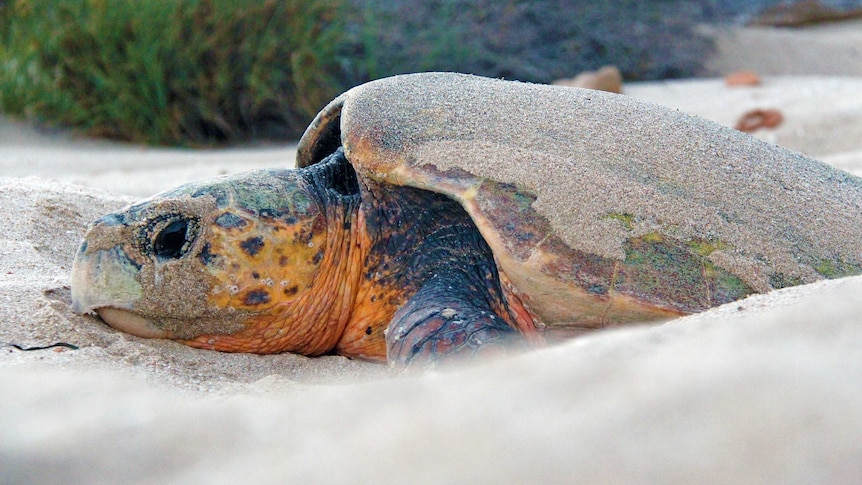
345;0;716;84
0;0;348;145
0;0;724;145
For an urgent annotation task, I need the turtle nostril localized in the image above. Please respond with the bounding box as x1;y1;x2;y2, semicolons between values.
154;219;189;259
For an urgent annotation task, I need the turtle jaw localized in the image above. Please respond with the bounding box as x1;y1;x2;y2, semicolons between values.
70;241;171;339
92;307;170;339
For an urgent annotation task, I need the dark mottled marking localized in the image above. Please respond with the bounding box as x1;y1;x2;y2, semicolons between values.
279;255;290;266
304;231;315;244
365;326;373;335
312;249;324;264
107;245;142;271
241;236;264;256
198;243;218;265
259;208;280;219
252;271;260;279
195;187;229;207
587;284;605;295
244;290;270;305
283;285;299;296
215;212;246;229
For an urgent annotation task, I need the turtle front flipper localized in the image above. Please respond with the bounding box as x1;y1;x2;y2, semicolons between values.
386;271;522;370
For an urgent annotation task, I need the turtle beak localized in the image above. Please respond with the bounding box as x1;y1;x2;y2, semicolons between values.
70;241;170;339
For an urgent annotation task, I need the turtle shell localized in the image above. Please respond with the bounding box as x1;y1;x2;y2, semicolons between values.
298;72;862;335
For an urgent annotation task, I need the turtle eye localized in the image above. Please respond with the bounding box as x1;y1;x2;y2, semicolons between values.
154;219;190;260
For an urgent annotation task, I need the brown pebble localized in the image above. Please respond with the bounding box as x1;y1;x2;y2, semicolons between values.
725;71;761;87
735;109;784;133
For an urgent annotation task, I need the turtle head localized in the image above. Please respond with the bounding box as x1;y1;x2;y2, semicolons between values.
70;167;346;353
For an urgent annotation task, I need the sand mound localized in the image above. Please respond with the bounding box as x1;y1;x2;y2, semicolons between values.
3;174;862;481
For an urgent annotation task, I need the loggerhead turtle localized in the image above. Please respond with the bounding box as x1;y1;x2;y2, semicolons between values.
71;73;862;369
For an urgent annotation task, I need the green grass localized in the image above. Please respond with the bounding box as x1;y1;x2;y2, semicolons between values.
0;0;349;145
1;0;720;146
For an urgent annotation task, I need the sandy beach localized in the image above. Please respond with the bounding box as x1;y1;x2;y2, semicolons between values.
3;21;862;483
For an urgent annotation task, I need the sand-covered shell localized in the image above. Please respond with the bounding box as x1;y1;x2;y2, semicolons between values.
298;72;862;335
